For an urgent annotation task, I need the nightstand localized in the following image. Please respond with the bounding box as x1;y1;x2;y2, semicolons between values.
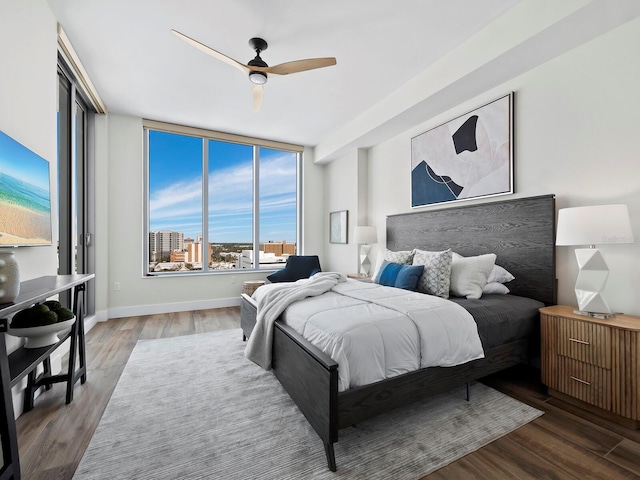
347;273;372;283
540;305;640;429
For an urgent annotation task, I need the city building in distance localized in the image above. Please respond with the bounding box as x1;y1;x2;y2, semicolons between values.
149;231;295;272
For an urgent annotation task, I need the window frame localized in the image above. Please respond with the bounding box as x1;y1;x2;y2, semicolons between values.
143;120;303;276
57;56;96;314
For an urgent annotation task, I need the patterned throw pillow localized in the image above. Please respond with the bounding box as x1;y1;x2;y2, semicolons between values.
373;261;424;291
411;248;453;298
383;249;414;265
372;249;415;278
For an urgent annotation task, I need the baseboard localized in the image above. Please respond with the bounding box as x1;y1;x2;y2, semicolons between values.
106;296;242;319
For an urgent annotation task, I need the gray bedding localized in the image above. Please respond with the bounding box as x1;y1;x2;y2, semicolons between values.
449;294;544;350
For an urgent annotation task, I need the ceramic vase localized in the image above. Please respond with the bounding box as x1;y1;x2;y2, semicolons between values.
0;250;20;303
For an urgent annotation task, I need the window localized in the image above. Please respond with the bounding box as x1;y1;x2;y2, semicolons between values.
58;60;95;314
144;121;302;275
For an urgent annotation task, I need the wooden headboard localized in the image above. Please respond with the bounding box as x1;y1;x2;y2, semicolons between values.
386;194;556;305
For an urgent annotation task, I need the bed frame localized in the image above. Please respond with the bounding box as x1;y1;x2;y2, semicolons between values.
240;194;556;471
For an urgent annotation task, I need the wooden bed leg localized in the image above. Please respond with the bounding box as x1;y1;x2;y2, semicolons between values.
466;382;471;401
324;441;337;472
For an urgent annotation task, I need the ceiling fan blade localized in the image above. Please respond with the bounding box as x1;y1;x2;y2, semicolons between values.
253;85;264;112
254;57;337;75
171;29;249;74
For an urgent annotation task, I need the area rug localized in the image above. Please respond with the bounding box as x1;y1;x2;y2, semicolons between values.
73;329;542;480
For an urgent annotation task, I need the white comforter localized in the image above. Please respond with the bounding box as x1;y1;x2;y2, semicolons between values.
252;279;484;392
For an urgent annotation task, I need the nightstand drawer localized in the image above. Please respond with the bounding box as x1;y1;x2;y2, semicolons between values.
556;356;611;410
541;306;640;428
555;316;611;369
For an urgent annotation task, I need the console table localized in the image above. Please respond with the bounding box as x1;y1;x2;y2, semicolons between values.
0;274;94;480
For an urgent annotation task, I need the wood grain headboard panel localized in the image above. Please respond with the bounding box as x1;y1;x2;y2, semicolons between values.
386;194;556;305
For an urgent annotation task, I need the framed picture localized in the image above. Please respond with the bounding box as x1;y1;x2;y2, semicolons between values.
329;210;348;244
410;93;513;208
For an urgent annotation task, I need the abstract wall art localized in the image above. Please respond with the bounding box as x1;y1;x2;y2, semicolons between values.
410;93;513;208
329;210;348;244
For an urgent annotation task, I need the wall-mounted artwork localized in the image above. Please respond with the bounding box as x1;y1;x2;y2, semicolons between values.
0;130;53;246
329;210;348;244
411;93;513;208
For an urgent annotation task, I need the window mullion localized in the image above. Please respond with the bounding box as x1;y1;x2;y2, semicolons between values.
297;152;302;254
253;146;260;269
202;138;209;272
143;128;150;274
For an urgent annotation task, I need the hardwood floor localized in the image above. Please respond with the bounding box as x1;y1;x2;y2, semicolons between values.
15;307;640;479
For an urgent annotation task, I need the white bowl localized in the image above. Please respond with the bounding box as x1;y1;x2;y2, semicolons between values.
8;317;76;349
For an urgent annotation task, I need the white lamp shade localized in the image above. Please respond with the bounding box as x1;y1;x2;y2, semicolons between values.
354;226;378;244
556;204;633;246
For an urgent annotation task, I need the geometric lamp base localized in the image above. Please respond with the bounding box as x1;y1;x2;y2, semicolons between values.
574;248;613;315
359;244;372;276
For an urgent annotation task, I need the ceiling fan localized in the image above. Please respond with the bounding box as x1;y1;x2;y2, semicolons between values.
171;30;337;112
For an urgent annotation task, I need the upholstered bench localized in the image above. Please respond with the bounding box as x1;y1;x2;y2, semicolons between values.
240;293;258;341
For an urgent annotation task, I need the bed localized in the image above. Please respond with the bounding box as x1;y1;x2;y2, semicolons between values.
240;194;556;471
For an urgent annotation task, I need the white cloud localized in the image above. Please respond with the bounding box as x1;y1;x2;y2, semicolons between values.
150;149;297;241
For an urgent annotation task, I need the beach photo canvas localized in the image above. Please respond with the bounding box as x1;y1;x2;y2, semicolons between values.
0;131;53;246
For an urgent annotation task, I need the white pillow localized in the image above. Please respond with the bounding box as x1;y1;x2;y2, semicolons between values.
450;253;497;299
487;264;515;284
482;282;510;295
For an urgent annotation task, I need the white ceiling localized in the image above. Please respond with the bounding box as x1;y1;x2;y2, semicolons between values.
47;0;523;147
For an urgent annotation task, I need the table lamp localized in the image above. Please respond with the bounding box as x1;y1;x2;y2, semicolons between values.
354;226;378;277
556;204;633;318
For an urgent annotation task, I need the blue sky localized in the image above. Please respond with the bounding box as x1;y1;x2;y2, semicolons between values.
148;131;297;243
0;130;51;191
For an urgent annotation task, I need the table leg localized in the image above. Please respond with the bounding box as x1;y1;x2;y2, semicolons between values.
65;284;84;404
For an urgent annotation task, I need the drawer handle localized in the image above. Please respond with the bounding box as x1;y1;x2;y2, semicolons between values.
570;376;591;386
569;337;590;346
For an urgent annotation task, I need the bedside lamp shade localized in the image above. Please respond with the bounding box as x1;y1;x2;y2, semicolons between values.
354;226;378;276
556;204;633;317
354;226;378;245
556;205;633;247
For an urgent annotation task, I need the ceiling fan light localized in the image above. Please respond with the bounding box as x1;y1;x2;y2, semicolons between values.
249;71;267;85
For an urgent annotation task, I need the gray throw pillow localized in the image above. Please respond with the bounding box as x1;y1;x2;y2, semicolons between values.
412;248;453;298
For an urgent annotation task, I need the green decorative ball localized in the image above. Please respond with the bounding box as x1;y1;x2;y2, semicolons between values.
54;307;75;322
44;300;62;310
32;304;50;315
10;308;36;329
38;310;59;326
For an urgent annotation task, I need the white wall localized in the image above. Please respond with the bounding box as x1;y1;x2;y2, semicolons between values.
335;17;640;315
0;1;58;334
324;149;359;273
301;147;326;261
0;1;58;285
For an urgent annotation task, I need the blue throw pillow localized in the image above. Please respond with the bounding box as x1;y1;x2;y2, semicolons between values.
373;261;424;291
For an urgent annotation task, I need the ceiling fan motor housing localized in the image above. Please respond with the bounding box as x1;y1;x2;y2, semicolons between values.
248;38;269;85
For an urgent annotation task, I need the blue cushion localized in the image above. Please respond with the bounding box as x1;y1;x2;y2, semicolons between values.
373;261;423;291
266;255;321;283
